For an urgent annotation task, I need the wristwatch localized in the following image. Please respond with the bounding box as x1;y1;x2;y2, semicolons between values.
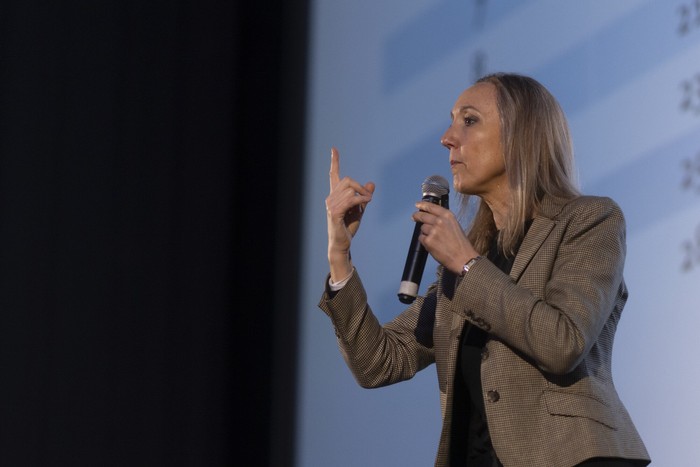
461;256;483;276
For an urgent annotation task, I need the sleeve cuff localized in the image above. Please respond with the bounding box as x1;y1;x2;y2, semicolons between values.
328;268;354;291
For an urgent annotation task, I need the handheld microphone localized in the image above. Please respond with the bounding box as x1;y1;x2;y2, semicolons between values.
397;175;450;304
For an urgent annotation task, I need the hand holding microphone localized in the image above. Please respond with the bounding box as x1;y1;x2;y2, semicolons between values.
398;175;450;303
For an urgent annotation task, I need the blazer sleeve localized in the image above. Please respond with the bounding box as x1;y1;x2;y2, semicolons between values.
318;270;437;388
453;196;627;375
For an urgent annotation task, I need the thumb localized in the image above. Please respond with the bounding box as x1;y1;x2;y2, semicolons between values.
364;181;376;195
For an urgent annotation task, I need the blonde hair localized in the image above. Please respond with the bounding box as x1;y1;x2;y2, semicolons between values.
462;72;580;256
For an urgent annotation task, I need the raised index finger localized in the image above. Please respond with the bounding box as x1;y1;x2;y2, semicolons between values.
329;147;341;190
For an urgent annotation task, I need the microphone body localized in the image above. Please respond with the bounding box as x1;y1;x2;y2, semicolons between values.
398;175;449;304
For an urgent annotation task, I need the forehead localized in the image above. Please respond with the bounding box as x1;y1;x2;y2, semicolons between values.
452;82;498;114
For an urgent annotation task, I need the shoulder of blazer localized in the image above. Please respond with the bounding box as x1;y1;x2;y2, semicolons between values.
538;194;623;223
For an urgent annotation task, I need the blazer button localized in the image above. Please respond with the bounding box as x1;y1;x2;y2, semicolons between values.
487;390;500;403
481;348;489;361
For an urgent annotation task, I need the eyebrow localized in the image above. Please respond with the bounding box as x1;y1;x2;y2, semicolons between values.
450;105;480;120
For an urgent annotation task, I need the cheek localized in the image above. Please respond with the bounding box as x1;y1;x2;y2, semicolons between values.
475;149;504;175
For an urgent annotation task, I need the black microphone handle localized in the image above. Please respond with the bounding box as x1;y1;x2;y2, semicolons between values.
397;223;428;304
397;193;442;304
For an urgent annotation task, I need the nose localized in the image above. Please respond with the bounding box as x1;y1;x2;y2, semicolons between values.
441;127;455;149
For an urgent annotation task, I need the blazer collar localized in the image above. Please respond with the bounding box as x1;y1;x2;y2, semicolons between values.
509;194;569;281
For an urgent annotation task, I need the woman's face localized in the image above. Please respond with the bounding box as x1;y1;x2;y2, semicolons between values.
441;82;507;198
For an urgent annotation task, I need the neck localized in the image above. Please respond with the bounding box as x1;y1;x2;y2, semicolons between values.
481;188;511;230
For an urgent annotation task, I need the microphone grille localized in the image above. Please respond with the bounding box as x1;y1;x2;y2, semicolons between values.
421;175;449;197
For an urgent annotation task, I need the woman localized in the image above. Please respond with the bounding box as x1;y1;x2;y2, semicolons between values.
320;73;650;467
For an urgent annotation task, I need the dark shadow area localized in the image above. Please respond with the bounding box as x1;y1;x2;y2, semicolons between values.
0;1;307;466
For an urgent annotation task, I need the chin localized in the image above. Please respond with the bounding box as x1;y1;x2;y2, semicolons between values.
452;176;466;194
453;182;476;196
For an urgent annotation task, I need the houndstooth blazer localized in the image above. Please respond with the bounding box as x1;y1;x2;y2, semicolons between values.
319;194;651;467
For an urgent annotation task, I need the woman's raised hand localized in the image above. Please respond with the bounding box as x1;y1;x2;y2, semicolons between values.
325;147;375;281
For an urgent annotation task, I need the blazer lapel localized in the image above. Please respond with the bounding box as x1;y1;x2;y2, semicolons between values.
510;217;554;281
510;194;568;281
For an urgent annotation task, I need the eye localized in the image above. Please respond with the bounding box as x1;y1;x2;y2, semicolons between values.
464;115;478;126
